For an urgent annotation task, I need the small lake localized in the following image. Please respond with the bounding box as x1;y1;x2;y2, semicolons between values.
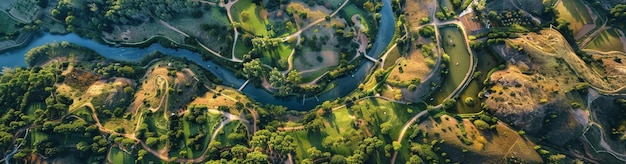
429;26;472;105
453;49;500;114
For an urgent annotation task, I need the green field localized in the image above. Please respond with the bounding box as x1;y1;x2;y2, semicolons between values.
26;102;45;115
231;0;272;36
0;11;19;38
342;4;370;32
29;129;49;147
217;121;244;146
181;112;222;158
288;98;427;161
585;29;624;52
259;43;293;70
300;68;330;83
211;6;231;25
288;130;324;159
109;147;135;164
555;0;593;34
234;38;251;59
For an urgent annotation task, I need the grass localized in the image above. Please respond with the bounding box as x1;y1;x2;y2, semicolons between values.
300;68;330;83
321;107;359;155
288;130;324;160
355;98;426;139
26;102;45;115
555;0;593;34
211;6;231;25
181;112;222;158
72;106;95;123
234;38;251;59
231;0;272;36
259;43;293;70
342;4;371;32
439;0;454;13
145;112;169;149
30;129;49;147
109;147;135;164
383;45;401;70
585;29;624;52
0;11;19;37
217;121;242;146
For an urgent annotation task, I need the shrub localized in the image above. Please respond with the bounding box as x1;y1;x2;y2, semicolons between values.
473;120;489;130
464;97;475;106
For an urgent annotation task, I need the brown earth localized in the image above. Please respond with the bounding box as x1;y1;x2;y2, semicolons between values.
417;115;543;163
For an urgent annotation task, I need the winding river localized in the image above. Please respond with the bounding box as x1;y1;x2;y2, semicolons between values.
0;0;396;110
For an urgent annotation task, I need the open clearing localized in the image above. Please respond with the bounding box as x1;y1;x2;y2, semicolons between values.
294;50;339;71
0;11;19;39
585;28;625;52
405;0;434;27
109;147;134;164
232;0;271;36
555;0;594;35
415;115;543;163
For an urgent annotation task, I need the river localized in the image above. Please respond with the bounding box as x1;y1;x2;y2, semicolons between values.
0;0;395;110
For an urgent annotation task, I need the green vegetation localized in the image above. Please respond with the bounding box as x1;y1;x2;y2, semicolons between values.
232;0;272;37
0;12;20;39
3;0;625;163
555;0;593;34
609;4;626;28
585;29;624;52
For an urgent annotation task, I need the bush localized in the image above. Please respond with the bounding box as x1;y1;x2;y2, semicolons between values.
408;84;417;91
473;120;489;130
464;97;475;106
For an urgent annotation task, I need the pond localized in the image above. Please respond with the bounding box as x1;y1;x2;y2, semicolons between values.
429;26;471;106
453;49;500;114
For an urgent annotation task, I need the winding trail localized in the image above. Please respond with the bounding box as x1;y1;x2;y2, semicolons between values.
391;0;477;162
580;89;626;162
280;0;351;42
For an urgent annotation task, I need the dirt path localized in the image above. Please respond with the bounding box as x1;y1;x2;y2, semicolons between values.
281;0;350;42
158;20;190;38
389;109;430;164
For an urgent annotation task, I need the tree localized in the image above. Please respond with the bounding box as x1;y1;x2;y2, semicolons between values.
244;150;269;164
392;141;401;151
610;4;626;28
269;67;285;87
243;59;264;79
138;149;148;161
76;142;90;152
306;147;323;159
363;1;375;12
548;154;566;162
418;26;435;38
407;155;423;164
473;120;489;130
464;97;475;106
231;145;249;158
359;137;384;154
146;137;159;147
442;98;456;109
380;122;393;134
330;155;347;164
286;70;302;84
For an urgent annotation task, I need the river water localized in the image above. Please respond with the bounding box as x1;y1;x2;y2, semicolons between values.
0;0;395;110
